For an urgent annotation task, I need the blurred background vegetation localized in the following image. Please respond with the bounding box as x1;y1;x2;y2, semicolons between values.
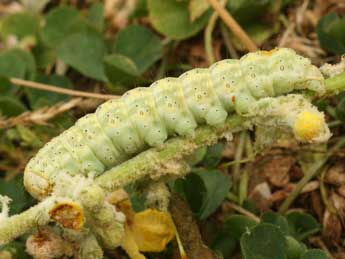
0;0;344;258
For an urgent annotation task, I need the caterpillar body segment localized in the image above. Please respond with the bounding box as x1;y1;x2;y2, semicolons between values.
95;99;145;155
24;48;326;200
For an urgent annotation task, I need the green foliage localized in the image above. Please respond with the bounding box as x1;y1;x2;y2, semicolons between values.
177;169;230;220
0;48;35;79
0;240;31;259
227;0;271;24
87;3;105;32
147;0;210;40
0;12;40;40
211;231;237;258
335;94;345;122
57;30;107;81
224;215;258;240
285;236;306;259
104;54;140;89
111;25;163;74
241;223;287;259
0;96;26;117
201;143;224;168
26;74;73;109
210;211;325;259
0;175;35;215
317;13;345;54
261;211;290;235
286;211;321;241
40;6;88;48
300;249;328;259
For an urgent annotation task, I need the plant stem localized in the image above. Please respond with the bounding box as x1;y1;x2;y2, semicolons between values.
232;131;246;194
207;0;258;52
0;197;63;245
96;116;248;191
204;10;218;64
320;166;336;214
220;23;239;59
278;138;345;214
204;0;227;64
10;78;117;100
224;201;260;222
324;72;345;95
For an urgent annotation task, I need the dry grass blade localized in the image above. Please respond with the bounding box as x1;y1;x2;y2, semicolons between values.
0;98;83;129
10;78;117;100
207;0;258;52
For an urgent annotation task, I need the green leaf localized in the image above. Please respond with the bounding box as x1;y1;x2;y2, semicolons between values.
41;6;88;48
285;236;305;259
0;48;36;80
0;96;26;117
186;146;207;166
286;211;320;241
131;0;149;18
32;37;56;69
317;13;345;54
112;25;163;74
147;0;210;40
0;174;35;215
16;125;43;148
11;48;36;80
231;23;279;50
201;143;224;168
0;12;40;40
224;215;258;240
26;74;73;109
182;169;230;220
57;30;108;81
211;231;237;258
227;0;271;24
88;2;104;31
336;94;345;122
300;249;328;259
189;0;210;22
241;223;287;259
0;240;31;259
104;54;140;88
261;211;289;235
0;77;15;95
0;49;26;79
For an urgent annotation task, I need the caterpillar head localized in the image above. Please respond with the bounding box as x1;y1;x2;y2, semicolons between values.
293;110;330;143
249;94;331;144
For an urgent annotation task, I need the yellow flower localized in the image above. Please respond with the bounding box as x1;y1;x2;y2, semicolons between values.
131;209;175;252
293;111;324;142
111;192;175;259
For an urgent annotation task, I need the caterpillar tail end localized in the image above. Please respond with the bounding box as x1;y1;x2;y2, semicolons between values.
293;111;331;143
23;170;53;200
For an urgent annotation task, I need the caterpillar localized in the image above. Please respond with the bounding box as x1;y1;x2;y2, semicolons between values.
24;48;326;200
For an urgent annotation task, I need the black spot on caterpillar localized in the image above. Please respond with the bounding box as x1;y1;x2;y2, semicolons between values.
24;48;325;199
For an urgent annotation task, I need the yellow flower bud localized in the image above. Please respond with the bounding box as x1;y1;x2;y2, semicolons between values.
293;111;324;142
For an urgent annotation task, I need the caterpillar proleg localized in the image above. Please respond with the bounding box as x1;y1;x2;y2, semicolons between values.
24;48;327;199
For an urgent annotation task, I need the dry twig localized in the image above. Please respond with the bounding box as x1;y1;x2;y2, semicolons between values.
207;0;258;52
0;98;83;129
10;78;117;100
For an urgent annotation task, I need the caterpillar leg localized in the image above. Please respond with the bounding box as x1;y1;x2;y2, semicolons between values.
174;116;198;137
205;106;228;126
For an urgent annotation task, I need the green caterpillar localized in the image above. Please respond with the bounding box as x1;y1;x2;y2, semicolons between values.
24;48;326;200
